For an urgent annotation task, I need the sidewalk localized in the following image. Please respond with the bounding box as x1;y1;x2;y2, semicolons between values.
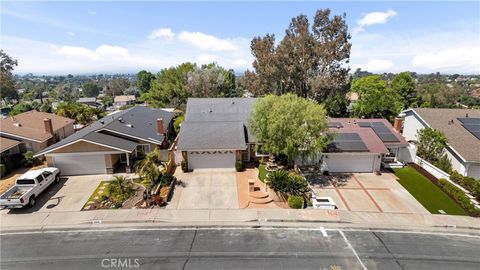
1;208;479;232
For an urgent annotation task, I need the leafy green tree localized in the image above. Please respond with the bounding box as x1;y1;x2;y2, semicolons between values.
100;95;114;108
186;63;237;98
106;78;130;96
136;70;155;93
134;149;165;187
324;94;349;117
248;94;330;164
434;154;452;174
416;128;448;163
0;50;19;103
173;114;184;134
82;82;101;97
55;102;105;125
417;75;462;108
351;76;403;121
391;72;418;109
140;63;195;108
9;102;40;116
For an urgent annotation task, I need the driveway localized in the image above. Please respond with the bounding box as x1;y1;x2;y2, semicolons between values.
302;167;429;214
169;169;239;209
2;175;108;214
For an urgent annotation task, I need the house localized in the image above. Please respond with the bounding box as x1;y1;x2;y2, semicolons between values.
77;97;101;108
311;118;409;173
34;106;175;175
177;98;259;170
0;137;22;156
113;95;136;108
0;111;75;154
400;108;480;179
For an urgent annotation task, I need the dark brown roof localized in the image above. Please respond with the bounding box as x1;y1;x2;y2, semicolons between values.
0;111;74;142
409;108;480;162
0;137;21;152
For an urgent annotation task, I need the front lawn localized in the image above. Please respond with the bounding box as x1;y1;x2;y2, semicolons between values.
393;167;466;215
258;165;267;182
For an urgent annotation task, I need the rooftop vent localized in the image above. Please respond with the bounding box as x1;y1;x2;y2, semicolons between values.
126;124;133;128
208;107;213;113
118;117;124;123
100;120;104;125
13;123;21;127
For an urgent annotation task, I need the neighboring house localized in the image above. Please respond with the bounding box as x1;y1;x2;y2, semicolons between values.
113;95;136;108
401;108;480;179
177;98;260;170
0;137;22;156
305;118;409;173
34;106;175;175
76;97;101;108
0;111;75;154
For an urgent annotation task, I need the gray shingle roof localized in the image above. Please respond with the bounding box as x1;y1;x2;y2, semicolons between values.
179;98;257;149
35;106;174;156
177;121;247;150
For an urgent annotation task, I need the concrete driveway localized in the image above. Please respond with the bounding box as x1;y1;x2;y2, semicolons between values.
3;175;108;214
169;169;239;209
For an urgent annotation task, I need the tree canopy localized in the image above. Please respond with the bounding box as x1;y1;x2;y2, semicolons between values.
391;72;418;109
351;75;403;122
82;82;101;97
244;9;351;103
416;128;448;163
136;70;155;93
1;50;19;102
248;94;330;164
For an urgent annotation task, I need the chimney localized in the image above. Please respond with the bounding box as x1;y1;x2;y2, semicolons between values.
157;118;164;134
393;117;403;133
44;118;54;135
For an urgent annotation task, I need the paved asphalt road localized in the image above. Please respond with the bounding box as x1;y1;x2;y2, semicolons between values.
1;227;480;270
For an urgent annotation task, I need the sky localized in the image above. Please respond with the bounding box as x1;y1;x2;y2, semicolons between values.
1;1;479;75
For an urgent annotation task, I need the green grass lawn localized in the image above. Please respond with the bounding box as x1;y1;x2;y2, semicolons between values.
393;167;466;215
258;165;267;182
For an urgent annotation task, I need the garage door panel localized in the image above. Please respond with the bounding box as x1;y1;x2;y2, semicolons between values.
188;151;235;170
52;154;107;175
325;155;375;173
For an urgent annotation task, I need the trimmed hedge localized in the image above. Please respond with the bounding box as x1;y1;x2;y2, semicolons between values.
288;195;304;209
450;171;480;201
235;161;243;172
439;178;480;216
181;160;188;172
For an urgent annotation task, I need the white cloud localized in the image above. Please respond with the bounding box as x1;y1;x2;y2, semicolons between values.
148;28;175;40
196;54;217;64
53;44;129;60
351;59;394;73
177;31;239;52
412;46;480;73
67;31;75;37
354;9;397;34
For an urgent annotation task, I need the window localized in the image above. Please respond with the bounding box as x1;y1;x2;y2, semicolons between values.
17;179;35;185
25;142;33;151
36;175;44;183
42;171;52;178
135;144;151;158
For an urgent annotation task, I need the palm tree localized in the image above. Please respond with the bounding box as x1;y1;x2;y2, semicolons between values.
107;176;134;204
134;149;165;187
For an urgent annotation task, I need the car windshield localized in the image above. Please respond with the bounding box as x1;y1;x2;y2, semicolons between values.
16;179;36;185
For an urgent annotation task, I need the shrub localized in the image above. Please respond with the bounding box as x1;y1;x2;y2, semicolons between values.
23;151;38;166
288;195;304;209
235;161;243;172
181;160;188;172
173;115;184;134
449;171;480;201
266;170;309;196
439;178;480;216
107;176;135;205
434;154;452;174
161;174;175;186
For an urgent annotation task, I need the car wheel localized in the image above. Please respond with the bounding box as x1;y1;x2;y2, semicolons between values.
28;196;36;207
55;175;61;183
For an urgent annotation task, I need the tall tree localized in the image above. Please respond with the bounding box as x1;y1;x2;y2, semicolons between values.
351;75;403;121
136;70;155;93
186;63;237;98
248;94;330;164
140;63;195;108
416;128;448;163
106;78;130;96
0;50;19;103
82;82;101;97
391;72;418;109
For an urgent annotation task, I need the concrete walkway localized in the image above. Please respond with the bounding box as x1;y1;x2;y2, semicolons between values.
1;208;479;233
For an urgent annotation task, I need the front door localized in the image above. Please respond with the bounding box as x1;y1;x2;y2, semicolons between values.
120;153;127;164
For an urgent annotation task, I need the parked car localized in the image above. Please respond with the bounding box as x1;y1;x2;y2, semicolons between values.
0;168;61;209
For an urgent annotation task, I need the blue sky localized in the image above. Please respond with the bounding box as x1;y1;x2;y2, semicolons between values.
1;1;479;74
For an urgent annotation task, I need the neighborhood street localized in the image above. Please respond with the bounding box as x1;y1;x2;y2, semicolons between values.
1;227;480;270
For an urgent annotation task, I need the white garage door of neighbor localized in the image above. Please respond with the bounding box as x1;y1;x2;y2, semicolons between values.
188;151;235;170
325;155;375;173
52;154;107;175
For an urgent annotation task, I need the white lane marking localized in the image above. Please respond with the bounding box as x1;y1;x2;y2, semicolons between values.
334;228;480;239
320;226;328;237
339;230;368;270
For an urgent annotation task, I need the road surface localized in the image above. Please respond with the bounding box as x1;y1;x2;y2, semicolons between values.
1;227;480;269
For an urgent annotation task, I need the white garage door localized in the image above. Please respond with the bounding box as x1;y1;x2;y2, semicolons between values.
52;154;107;175
324;154;375;173
188;151;235;170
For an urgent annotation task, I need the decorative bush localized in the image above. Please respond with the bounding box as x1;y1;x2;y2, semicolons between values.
434;154;452;174
449;171;480;201
288;195;304;209
235;161;243;172
181;160;188;172
161;174;175;186
266;170;309;196
23;151;39;166
439;178;480;216
107;176;135;205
